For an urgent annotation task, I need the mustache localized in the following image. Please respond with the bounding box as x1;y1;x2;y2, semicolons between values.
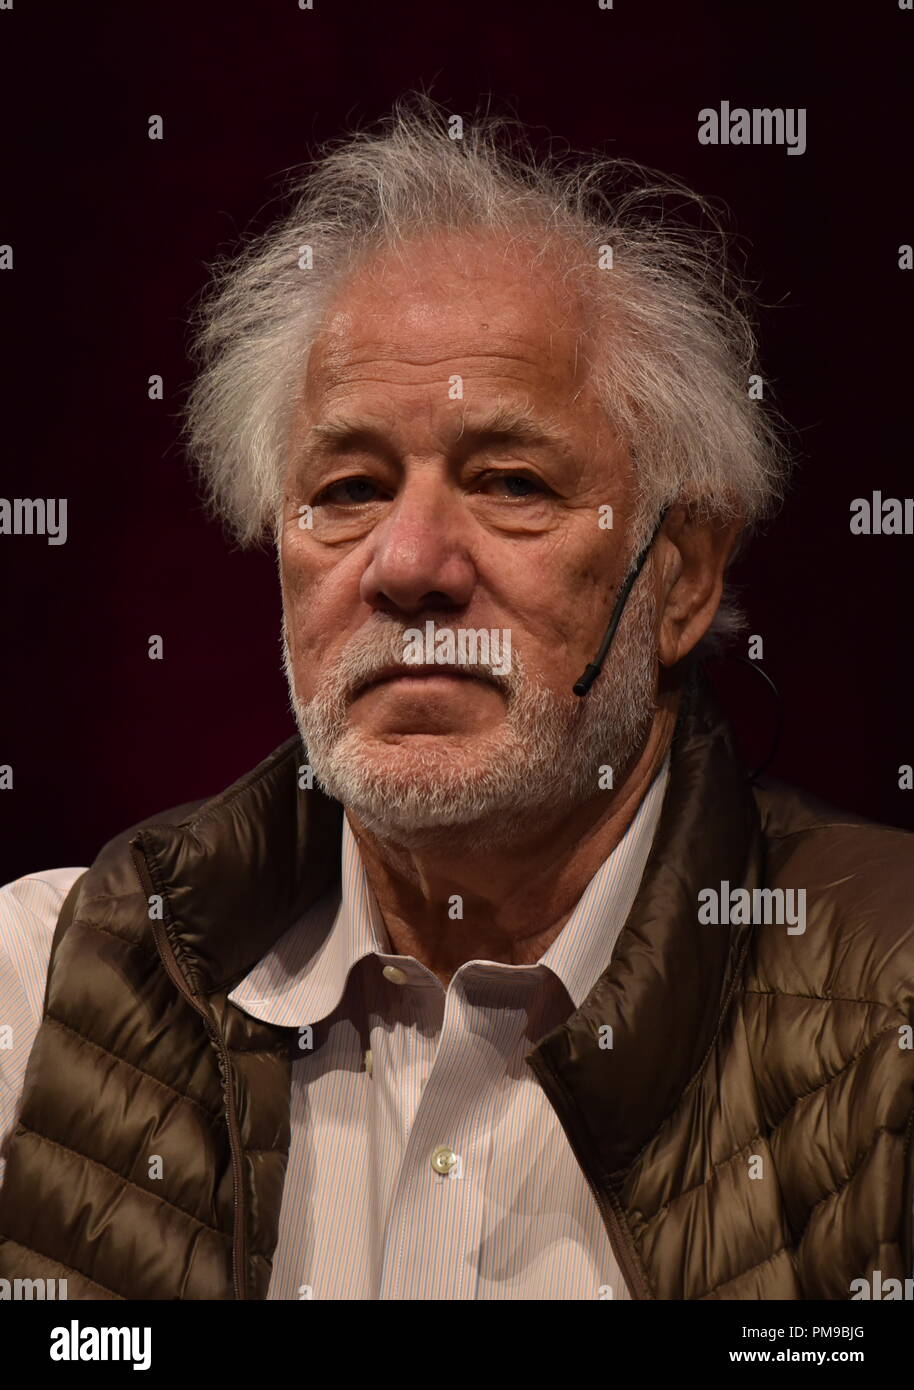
285;622;518;703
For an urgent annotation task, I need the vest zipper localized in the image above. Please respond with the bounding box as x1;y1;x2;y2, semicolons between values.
130;842;248;1300
526;1051;652;1300
590;1184;652;1301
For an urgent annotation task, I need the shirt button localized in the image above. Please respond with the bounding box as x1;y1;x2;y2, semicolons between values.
382;964;408;985
430;1146;459;1176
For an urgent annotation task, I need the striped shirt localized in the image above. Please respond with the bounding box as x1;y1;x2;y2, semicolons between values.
0;756;669;1299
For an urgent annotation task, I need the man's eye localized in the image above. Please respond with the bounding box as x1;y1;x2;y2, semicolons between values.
476;471;546;499
317;477;383;506
314;471;546;507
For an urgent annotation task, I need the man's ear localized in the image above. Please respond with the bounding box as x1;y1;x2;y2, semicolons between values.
654;507;744;668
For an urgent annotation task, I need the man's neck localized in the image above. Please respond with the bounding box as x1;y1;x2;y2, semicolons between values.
346;689;679;988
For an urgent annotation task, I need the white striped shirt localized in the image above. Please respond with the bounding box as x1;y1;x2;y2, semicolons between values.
0;756;669;1299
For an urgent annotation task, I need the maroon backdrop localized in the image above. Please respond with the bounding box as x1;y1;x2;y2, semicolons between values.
2;0;912;883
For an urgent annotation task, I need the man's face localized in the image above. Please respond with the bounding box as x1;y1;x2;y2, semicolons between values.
280;231;658;846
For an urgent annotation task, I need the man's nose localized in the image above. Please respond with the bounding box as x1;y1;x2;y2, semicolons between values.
358;472;477;616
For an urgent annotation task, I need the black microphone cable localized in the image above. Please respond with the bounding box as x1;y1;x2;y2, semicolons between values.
572;507;670;697
570;506;784;783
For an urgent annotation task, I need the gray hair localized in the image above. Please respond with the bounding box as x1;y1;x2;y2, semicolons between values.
184;95;790;640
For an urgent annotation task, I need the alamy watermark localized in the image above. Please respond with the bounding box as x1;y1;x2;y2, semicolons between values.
849;492;914;534
849;1270;914;1300
698;882;806;934
50;1320;151;1370
698;103;806;156
401;620;512;676
0;497;67;544
0;1276;68;1298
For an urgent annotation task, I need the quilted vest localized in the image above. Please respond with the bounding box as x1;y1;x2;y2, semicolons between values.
1;687;912;1299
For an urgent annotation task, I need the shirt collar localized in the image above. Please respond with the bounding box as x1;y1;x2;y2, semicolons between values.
537;754;669;1008
228;754;670;1026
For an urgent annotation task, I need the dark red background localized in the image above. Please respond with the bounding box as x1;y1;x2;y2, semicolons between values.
2;0;912;883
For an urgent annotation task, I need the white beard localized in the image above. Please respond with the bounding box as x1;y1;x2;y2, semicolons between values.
283;574;657;853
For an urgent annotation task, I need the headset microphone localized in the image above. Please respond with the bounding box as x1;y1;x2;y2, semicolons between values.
572;508;669;697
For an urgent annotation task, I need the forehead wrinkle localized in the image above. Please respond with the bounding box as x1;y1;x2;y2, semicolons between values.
451;400;568;448
314;340;571;377
302;401;571;455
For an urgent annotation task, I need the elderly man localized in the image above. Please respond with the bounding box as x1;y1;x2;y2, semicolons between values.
1;101;912;1303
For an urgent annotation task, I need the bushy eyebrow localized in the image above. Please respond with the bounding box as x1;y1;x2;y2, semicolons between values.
301;403;569;459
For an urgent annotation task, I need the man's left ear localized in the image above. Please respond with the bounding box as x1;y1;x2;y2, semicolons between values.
654;507;744;668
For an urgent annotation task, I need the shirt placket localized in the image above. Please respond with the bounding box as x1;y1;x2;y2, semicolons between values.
376;963;534;1300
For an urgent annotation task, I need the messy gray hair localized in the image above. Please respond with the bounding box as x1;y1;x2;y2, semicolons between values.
184;95;789;639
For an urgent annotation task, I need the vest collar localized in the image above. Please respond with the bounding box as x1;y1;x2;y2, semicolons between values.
133;740;343;995
527;683;763;1179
